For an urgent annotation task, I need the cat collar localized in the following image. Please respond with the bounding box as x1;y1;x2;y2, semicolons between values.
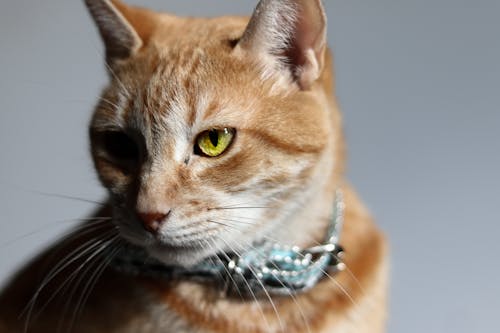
110;190;345;296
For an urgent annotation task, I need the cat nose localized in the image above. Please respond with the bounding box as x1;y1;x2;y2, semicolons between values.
138;211;171;234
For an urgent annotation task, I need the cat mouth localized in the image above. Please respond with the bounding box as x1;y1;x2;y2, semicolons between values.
115;217;225;265
119;229;210;252
146;229;222;266
146;241;214;266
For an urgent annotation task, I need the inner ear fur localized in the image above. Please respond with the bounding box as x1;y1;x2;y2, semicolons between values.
237;0;327;90
84;0;155;61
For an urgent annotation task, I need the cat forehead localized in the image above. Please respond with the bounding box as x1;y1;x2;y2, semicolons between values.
125;15;249;72
150;15;248;47
111;49;260;122
111;16;263;94
105;22;273;125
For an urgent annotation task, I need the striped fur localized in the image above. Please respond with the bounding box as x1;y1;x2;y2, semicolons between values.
0;1;388;332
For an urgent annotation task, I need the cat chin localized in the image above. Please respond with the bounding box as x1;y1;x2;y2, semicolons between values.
146;243;214;268
116;226;221;266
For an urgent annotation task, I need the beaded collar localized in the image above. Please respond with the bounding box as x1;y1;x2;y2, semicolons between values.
110;190;345;296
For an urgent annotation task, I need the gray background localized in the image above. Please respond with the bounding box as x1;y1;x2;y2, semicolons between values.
0;1;498;332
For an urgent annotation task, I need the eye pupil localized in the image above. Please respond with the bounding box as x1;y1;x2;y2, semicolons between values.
208;130;219;147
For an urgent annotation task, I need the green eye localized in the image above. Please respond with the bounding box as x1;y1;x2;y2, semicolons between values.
195;128;235;157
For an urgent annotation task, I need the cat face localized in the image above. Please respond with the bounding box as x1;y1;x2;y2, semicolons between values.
87;0;335;266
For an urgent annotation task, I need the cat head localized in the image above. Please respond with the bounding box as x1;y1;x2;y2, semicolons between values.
85;0;340;266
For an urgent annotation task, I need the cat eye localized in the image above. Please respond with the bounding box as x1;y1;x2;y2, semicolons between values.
195;128;235;157
100;131;140;165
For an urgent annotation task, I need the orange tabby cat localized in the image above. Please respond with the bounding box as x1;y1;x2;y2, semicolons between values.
0;0;388;332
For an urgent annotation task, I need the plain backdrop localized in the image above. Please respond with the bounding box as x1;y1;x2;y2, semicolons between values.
1;1;499;332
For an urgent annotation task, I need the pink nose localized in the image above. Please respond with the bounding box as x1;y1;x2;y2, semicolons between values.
138;211;170;233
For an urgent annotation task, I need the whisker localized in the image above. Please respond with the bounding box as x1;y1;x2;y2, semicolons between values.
97;97;121;110
30;190;106;206
88;38;132;100
211;201;262;209
308;239;366;296
78;217;113;222
255;227;366;301
21;230;117;331
213;220;361;313
42;220;115;265
0;182;105;205
236;238;312;333
55;219;114;245
201;239;244;302
32;234;119;325
257;235;362;310
0;218;111;249
230;215;262;222
208;206;269;211
217;236;284;333
68;239;122;332
212;237;272;332
56;255;104;333
25;235;109;306
217;218;255;226
206;220;234;229
197;240;224;282
104;64;131;99
56;242;111;333
206;220;249;235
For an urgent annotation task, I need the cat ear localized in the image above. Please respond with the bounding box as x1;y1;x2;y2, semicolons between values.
237;0;327;90
84;0;150;61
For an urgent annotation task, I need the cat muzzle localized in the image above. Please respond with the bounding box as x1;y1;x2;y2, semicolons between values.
108;190;346;297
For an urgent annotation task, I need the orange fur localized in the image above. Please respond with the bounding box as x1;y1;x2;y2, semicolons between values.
0;1;388;332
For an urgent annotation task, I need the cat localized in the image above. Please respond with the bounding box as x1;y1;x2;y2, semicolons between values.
0;0;388;332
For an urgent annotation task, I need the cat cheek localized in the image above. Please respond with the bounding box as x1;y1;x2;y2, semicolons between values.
94;158;134;192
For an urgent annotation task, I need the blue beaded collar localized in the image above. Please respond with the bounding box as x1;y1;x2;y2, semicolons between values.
110;190;345;296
